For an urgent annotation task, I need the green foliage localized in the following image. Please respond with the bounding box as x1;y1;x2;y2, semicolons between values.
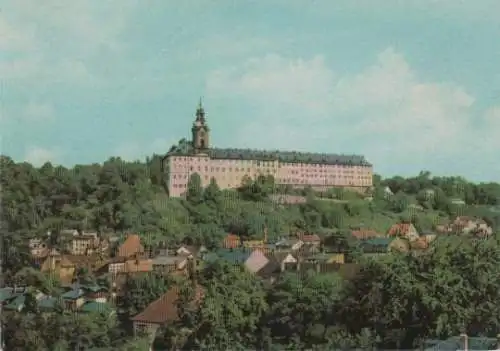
3;153;500;350
119;271;172;318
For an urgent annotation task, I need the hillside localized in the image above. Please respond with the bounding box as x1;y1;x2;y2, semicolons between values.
2;154;500;350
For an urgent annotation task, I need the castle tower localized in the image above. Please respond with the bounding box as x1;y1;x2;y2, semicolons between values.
191;98;210;152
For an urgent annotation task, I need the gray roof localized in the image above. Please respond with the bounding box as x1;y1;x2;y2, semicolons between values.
151;255;186;266
167;139;371;167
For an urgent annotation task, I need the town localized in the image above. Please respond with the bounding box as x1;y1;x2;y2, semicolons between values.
3;1;500;350
2;114;500;349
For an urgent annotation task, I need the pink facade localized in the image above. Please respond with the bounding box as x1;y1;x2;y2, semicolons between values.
165;102;373;197
166;154;373;197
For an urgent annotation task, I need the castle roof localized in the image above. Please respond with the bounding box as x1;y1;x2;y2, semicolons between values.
167;140;371;167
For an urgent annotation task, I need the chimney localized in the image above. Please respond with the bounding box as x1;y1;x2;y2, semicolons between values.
459;331;468;351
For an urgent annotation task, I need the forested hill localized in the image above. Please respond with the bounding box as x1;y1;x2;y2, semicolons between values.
3;154;500;349
2;154;500;264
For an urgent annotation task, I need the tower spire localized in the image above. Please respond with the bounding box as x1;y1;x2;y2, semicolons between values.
195;97;205;123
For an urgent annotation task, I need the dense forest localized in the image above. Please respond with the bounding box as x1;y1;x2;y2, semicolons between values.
2;154;500;350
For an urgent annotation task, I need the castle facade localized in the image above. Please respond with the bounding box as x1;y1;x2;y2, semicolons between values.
164;102;373;197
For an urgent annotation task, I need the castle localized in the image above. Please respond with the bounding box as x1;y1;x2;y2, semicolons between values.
163;101;373;197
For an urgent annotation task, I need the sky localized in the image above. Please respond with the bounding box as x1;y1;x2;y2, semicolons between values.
1;0;499;182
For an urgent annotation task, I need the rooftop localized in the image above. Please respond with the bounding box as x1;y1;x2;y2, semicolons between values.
80;301;112;314
61;289;85;300
117;234;144;258
204;248;253;264
167;139;372;167
130;285;203;324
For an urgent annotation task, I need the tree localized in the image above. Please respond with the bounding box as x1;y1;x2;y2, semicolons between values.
203;177;221;205
120;272;172;317
180;260;268;350
186;173;203;205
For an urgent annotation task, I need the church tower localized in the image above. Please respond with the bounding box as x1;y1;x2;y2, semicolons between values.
191;98;210;152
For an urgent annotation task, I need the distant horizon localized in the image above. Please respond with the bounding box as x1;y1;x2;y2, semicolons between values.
2;1;499;183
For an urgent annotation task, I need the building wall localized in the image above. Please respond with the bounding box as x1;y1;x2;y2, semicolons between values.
72;238;93;255
166;154;373;197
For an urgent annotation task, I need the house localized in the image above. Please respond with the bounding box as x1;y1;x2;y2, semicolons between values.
66;283;108;303
152;249;189;274
293;244;321;260
38;296;62;312
71;234;99;255
30;240;52;266
256;260;281;283
80;301;113;315
453;216;493;236
242;240;265;249
108;258;153;298
29;238;48;256
387;223;420;242
351;229;382;240
0;287;29;304
58;228;79;237
131;284;204;339
106;257;127;274
41;252;107;285
116;234;144;258
222;234;240;249
359;237;403;256
2;288;45;312
176;245;207;258
274;238;304;251
269;252;298;272
302;253;345;265
61;288;86;310
297;233;321;247
40;254;77;285
204;248;270;274
124;257;153;273
383;186;394;198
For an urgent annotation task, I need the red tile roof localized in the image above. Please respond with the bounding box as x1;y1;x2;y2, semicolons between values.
117;234;144;258
223;234;240;249
131;284;204;324
124;258;152;273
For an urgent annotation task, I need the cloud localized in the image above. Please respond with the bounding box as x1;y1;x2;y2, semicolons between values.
24;146;61;167
23;102;55;121
113;138;175;162
280;0;500;23
1;0;138;86
206;47;499;179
